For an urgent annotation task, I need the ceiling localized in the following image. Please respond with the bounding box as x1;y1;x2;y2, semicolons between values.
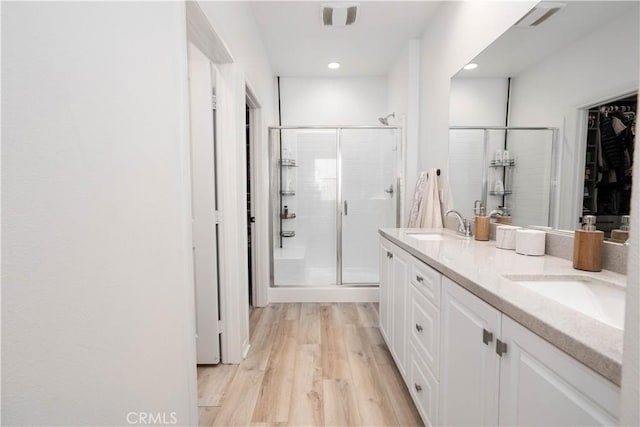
455;1;640;78
249;1;441;77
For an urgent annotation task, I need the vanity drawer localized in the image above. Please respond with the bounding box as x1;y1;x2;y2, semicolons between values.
409;342;439;427
410;283;440;377
410;258;441;308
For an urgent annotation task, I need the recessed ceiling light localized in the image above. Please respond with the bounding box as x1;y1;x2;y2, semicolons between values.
463;63;478;70
328;62;341;70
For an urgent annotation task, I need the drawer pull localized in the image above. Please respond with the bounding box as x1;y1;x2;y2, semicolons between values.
482;328;493;345
416;275;424;283
415;324;423;333
414;384;423;393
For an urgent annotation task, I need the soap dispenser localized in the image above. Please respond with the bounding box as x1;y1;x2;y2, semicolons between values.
573;215;604;272
610;215;630;243
474;200;490;241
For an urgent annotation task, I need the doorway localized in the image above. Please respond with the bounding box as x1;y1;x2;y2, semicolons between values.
246;103;253;310
581;93;637;237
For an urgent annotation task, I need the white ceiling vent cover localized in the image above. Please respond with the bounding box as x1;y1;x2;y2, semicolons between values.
322;3;359;27
515;2;566;27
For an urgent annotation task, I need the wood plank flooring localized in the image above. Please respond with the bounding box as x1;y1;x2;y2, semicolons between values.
197;303;423;427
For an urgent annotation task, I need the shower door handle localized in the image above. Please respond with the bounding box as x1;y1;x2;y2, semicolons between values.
343;200;348;216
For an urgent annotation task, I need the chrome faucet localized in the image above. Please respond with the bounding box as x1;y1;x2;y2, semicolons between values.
446;209;473;237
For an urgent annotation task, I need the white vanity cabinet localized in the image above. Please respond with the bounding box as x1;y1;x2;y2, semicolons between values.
498;316;620;427
379;237;442;424
439;277;620;427
378;236;620;427
379;238;393;342
440;276;502;427
379;237;410;378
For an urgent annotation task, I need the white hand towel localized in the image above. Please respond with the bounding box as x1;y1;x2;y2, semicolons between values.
418;168;444;228
408;171;427;227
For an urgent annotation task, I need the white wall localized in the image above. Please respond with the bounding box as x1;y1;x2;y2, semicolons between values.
418;1;536;173
509;11;640;230
449;78;508;126
280;77;387;125
2;2;197;425
388;39;421;225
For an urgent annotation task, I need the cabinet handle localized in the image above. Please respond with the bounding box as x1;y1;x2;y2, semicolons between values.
496;339;507;357
482;328;493;345
387;251;393;259
415;324;423;333
416;275;424;283
414;384;423;393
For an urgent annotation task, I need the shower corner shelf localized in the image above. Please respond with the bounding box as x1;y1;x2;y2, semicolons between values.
281;213;297;219
281;190;296;196
489;159;516;167
280;231;296;238
489;190;513;196
279;159;297;167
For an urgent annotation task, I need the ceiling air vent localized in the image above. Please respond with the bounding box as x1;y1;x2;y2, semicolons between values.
515;2;566;27
322;3;359;27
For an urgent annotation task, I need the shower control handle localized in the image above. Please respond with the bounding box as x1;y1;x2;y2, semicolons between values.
344;200;348;216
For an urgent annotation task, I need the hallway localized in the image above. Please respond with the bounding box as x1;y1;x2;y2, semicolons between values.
197;303;423;426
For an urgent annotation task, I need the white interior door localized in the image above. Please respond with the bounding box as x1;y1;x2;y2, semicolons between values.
188;43;220;364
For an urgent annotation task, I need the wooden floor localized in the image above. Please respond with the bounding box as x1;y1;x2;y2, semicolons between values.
197;303;423;427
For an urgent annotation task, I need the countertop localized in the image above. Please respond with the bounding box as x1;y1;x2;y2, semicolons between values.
380;228;626;386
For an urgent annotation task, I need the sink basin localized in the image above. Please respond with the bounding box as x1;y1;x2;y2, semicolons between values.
405;231;462;241
406;233;446;241
502;274;625;329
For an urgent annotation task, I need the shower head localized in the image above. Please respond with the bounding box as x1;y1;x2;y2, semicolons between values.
378;113;395;125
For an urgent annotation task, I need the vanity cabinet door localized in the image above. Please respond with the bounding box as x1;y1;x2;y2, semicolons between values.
390;247;410;379
440;277;502;427
498;316;620;427
379;238;394;343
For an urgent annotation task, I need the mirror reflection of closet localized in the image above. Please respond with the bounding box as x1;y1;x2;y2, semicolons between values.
582;93;636;240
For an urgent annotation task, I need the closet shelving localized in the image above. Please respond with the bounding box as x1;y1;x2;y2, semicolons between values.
583;112;600;215
582;95;636;225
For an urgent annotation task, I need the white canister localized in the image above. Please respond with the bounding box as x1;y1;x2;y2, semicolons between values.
515;229;546;256
496;225;520;250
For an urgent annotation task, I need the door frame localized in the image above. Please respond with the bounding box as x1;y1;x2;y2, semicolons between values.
245;84;268;308
186;1;254;364
572;88;638;229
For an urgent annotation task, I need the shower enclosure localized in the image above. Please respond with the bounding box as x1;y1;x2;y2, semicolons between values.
270;126;401;287
448;126;558;227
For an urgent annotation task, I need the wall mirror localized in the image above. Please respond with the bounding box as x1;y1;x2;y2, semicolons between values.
447;1;638;242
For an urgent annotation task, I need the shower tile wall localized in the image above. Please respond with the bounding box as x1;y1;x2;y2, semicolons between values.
277;130;337;286
449;129;484;218
507;131;553;227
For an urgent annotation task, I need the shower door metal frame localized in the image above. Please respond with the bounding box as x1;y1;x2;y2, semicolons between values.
269;125;402;287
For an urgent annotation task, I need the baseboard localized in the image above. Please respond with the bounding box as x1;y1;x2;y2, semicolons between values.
268;286;379;303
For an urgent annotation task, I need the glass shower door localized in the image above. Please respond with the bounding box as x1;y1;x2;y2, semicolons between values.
340;128;400;285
